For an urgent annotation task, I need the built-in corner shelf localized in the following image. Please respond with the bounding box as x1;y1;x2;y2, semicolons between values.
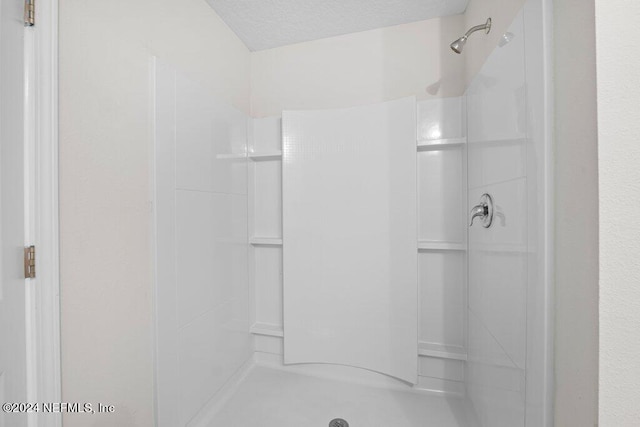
250;322;284;338
418;342;467;361
418;241;466;252
250;237;283;246
249;150;282;160
417;137;466;151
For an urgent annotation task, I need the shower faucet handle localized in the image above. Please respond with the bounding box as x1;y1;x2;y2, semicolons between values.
469;204;488;226
469;193;494;228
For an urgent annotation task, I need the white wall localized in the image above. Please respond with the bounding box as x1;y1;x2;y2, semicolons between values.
250;16;465;117
553;1;599;426
595;1;640;425
58;1;250;426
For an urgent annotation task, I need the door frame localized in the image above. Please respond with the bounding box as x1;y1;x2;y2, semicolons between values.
24;1;61;426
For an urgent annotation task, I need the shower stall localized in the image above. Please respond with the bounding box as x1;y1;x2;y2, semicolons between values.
152;0;553;426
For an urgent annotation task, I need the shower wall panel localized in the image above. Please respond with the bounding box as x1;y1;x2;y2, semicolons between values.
153;60;251;427
465;1;553;424
282;98;418;384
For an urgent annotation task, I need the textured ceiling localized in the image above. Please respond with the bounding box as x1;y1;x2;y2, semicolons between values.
206;0;469;51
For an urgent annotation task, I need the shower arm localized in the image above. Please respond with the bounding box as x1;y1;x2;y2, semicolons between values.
463;18;492;40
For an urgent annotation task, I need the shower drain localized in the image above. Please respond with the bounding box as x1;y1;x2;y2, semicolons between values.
329;419;349;427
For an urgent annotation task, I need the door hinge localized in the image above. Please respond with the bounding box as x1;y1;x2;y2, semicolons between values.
24;0;35;27
24;245;35;279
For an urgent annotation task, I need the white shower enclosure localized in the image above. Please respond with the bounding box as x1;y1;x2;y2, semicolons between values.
152;0;553;426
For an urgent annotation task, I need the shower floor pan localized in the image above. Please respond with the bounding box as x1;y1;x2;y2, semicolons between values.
205;366;476;427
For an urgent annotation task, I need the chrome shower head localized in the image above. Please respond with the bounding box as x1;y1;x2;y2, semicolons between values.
450;18;492;54
450;36;468;54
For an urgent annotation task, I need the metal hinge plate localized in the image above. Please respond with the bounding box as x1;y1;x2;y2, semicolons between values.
24;245;35;279
24;0;34;27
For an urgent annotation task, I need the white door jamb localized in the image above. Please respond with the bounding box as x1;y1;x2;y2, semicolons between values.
24;1;61;426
